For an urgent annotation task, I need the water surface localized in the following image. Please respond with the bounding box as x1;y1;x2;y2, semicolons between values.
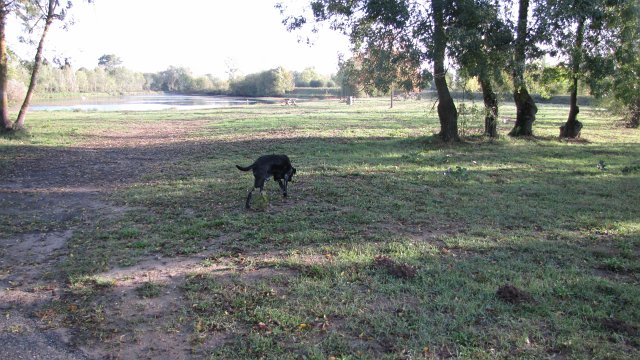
30;94;260;112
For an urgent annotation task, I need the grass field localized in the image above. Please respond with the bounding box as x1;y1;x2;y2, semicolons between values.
1;98;639;359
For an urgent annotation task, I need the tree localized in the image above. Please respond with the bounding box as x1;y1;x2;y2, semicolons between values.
0;0;17;131
295;67;322;87
0;0;89;131
509;0;540;137
607;0;639;127
354;27;425;108
449;0;512;138
431;0;460;141
335;55;363;99
229;67;294;97
543;0;613;137
98;54;123;73
279;0;460;142
14;0;80;130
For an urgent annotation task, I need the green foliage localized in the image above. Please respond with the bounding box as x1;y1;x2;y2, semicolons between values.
447;0;512;87
525;62;573;99
294;67;325;87
7;53;230;95
609;0;640;126
229;67;294;97
97;54;122;72
335;55;365;97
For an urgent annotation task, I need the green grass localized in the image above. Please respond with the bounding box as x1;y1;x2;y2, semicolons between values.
1;98;639;358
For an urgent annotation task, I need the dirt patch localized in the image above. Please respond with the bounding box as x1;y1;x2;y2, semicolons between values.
599;317;638;337
1;120;218;359
496;284;534;304
0;310;85;360
373;255;417;279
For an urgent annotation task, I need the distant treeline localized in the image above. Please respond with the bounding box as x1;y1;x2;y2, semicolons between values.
6;52;340;100
7;51;579;101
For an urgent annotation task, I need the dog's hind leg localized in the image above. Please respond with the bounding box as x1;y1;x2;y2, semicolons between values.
245;189;254;209
246;177;266;209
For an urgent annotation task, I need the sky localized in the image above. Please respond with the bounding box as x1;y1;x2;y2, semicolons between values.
7;0;352;78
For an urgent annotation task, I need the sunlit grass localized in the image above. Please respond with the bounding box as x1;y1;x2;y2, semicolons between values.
2;98;639;358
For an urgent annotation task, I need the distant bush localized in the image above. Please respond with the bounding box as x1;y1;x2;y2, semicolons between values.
7;79;26;103
309;79;324;88
229;67;294;97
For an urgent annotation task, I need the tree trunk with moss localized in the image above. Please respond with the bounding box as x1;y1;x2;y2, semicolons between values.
479;76;498;138
560;17;585;138
510;0;537;137
0;3;10;132
433;0;459;142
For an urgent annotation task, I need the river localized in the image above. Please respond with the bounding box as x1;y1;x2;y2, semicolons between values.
28;94;263;112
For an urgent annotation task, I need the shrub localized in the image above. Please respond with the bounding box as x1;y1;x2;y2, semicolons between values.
7;79;26;103
309;79;324;88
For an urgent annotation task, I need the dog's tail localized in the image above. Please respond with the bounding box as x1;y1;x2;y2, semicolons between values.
236;164;253;171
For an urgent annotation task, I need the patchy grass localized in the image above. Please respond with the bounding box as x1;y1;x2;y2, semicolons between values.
1;98;639;358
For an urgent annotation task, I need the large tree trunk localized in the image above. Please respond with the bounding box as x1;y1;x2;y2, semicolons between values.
559;18;585;138
0;3;11;132
432;0;459;142
510;88;537;136
13;0;56;130
479;76;498;138
510;0;537;137
559;76;583;137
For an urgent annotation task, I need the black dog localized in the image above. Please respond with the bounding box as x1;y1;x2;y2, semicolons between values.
236;154;296;209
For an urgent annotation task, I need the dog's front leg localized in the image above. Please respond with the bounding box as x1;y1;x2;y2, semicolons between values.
277;179;288;197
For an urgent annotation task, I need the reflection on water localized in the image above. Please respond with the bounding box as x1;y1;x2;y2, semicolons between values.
30;94;261;112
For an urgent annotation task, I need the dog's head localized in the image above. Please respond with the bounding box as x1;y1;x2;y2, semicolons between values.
286;167;297;182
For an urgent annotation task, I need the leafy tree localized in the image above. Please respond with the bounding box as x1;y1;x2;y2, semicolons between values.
354;26;425;108
229;67;294;97
431;0;460;141
279;0;460;142
449;0;512;137
541;0;616;137
509;0;542;137
0;0;90;131
295;67;322;87
606;0;639;127
309;79;324;87
153;66;194;92
335;55;364;98
98;54;123;73
14;0;83;130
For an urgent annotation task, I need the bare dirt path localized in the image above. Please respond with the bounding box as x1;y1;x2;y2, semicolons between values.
0;120;212;359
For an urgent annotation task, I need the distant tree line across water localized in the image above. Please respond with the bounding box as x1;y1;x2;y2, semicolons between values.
6;51;584;102
5;52;341;100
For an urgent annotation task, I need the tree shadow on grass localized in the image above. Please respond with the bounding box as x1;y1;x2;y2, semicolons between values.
1;131;639;358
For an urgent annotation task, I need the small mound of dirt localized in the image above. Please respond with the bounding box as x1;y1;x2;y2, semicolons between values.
600;317;638;336
496;284;533;304
373;255;417;279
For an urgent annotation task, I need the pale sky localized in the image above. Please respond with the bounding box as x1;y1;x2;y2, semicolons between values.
7;0;351;78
